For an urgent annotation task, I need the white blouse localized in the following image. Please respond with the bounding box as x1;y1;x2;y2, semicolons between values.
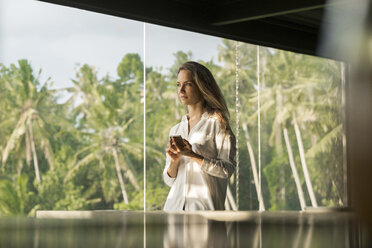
163;112;236;211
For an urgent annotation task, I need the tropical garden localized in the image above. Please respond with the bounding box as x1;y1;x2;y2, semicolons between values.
0;39;345;216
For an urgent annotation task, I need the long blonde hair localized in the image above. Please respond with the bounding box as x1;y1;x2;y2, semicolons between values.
178;61;231;133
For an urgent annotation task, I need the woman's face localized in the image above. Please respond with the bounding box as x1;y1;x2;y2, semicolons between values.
177;70;203;106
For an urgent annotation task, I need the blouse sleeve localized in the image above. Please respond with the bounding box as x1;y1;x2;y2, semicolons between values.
163;129;176;187
200;125;236;179
163;152;176;187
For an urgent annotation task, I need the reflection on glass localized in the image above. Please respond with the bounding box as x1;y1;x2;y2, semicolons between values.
2;211;362;247
164;215;212;247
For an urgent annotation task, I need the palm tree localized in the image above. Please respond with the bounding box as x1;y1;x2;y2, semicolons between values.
253;51;320;208
64;62;142;205
283;128;306;210
1;60;57;185
249;49;344;209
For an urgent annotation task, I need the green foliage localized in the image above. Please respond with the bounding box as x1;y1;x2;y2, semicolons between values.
117;53;143;84
0;39;345;215
0;174;37;216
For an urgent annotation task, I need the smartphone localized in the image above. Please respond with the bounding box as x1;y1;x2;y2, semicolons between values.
170;135;185;148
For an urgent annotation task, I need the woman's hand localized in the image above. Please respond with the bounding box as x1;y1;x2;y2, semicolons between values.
166;137;182;163
166;137;183;178
167;136;205;167
171;137;194;156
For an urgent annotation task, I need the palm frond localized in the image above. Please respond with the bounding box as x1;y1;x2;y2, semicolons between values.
306;124;342;158
64;153;97;182
40;138;54;170
2;109;31;164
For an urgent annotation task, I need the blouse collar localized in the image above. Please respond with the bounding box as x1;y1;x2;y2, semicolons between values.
182;111;209;122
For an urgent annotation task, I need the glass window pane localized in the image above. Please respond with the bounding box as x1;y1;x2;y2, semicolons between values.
259;48;346;210
0;0;144;214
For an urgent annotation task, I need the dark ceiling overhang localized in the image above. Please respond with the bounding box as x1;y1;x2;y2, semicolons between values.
38;0;359;60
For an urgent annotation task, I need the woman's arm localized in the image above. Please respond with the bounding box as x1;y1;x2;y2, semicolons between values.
166;160;180;178
163;137;182;186
201;129;236;179
185;152;204;166
177;128;236;179
170;138;204;165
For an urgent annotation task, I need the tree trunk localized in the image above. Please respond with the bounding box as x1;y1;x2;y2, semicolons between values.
122;155;141;191
276;86;286;208
28;121;41;184
242;122;265;210
25;129;31;167
283;128;306;210
17;160;23;176
113;147;129;204
293;116;318;207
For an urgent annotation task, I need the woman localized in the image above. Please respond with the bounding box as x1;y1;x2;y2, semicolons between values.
163;61;236;211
